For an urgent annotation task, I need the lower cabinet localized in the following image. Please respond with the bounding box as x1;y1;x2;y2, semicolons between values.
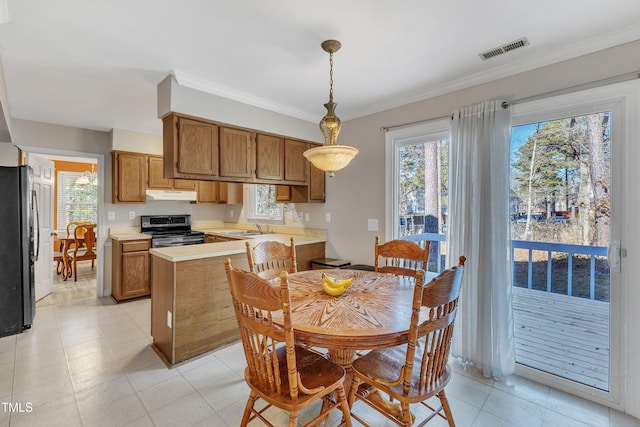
112;239;150;302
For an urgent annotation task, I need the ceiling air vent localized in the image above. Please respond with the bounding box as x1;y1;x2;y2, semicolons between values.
479;37;529;60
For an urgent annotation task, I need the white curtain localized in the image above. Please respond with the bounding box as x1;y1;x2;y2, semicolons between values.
447;100;515;379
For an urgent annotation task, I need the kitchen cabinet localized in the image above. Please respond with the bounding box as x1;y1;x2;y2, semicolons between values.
195;181;243;204
148;155;197;191
255;133;284;181
284;139;308;183
219;126;253;180
111;239;150;302
112;151;147;203
276;144;325;203
160;112;325;202
163;114;219;180
150;241;325;366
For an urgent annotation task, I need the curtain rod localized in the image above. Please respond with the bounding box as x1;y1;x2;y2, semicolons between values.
380;114;452;132
381;70;640;132
501;70;640;109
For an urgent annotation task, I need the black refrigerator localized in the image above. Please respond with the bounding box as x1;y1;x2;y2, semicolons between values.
0;165;38;338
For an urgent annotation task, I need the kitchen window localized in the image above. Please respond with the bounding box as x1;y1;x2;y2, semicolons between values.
56;171;98;230
245;184;283;220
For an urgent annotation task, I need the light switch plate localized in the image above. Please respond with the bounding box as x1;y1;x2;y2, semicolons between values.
325;212;331;222
129;211;136;220
107;211;115;221
368;219;379;232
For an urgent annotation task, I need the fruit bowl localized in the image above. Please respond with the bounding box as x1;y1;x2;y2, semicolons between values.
321;273;354;296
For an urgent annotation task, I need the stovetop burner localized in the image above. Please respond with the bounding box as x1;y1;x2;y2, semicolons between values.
141;215;205;248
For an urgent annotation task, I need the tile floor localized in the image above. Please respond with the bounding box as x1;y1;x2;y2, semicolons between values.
1;263;639;426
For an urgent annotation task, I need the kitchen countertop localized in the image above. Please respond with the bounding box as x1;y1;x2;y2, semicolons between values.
109;224;327;263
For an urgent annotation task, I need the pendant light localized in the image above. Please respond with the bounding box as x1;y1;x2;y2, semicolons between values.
303;39;358;177
77;163;97;185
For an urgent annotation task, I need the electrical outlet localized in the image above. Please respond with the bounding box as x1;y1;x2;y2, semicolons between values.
107;211;115;221
129;211;136;220
229;210;234;218
305;212;309;222
167;311;172;328
298;211;304;220
325;212;331;222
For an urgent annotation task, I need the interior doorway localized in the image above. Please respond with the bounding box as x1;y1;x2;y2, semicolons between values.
22;147;105;299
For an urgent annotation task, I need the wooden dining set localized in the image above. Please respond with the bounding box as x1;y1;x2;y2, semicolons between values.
225;235;466;427
53;221;97;282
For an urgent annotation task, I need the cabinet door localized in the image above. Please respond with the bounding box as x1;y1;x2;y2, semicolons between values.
173;179;197;191
113;152;146;203
275;185;292;202
219;127;252;179
284;139;308;183
255;134;284;180
121;251;149;298
197;180;219;203
148;156;172;189
178;117;219;176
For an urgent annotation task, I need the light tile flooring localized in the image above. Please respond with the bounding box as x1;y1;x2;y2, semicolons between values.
1;264;639;426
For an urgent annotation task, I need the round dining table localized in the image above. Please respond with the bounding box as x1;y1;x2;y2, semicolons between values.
279;268;431;367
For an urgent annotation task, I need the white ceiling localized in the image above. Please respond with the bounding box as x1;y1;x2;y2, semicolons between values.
0;0;639;136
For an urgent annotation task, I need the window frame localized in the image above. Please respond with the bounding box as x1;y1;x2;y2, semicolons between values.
244;184;283;221
384;119;450;242
56;171;98;232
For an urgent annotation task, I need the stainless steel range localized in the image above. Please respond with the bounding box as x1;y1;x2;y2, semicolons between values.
141;214;205;248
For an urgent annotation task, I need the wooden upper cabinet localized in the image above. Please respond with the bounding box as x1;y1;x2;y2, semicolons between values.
255;134;284;181
148;156;173;189
178;117;219;176
163;114;219;180
112;151;146;203
284;139;308;183
219;127;252;179
148;155;197;190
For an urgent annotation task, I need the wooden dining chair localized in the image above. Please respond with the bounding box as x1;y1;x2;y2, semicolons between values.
374;235;430;279
68;223;97;282
224;258;352;427
348;256;466;427
245;237;297;280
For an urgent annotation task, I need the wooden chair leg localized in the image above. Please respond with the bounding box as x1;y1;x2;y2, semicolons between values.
288;411;298;426
73;258;78;282
337;385;353;427
438;390;456;427
240;393;258;427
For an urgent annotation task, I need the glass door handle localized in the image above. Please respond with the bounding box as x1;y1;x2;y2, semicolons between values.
607;240;621;272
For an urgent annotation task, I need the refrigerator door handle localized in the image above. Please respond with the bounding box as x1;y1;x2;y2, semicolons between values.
32;189;40;261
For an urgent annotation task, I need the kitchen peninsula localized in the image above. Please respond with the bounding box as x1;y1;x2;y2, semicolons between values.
148;226;326;367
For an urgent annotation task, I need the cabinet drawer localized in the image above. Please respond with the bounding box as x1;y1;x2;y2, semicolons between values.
122;241;150;252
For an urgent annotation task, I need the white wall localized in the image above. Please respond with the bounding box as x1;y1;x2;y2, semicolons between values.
0;143;18;165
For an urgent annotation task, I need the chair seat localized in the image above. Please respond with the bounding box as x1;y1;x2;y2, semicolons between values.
247;345;345;406
352;345;451;404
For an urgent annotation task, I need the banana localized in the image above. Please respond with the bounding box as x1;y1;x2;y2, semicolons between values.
321;273;354;296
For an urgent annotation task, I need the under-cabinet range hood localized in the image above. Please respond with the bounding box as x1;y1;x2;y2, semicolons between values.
145;190;197;201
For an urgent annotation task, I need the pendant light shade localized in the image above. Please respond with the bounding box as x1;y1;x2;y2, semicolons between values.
303;40;358;177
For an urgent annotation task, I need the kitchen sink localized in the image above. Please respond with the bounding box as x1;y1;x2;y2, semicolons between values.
223;230;264;236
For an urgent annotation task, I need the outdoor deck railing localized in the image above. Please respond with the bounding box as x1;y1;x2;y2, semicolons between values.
402;233;608;300
511;239;607;300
